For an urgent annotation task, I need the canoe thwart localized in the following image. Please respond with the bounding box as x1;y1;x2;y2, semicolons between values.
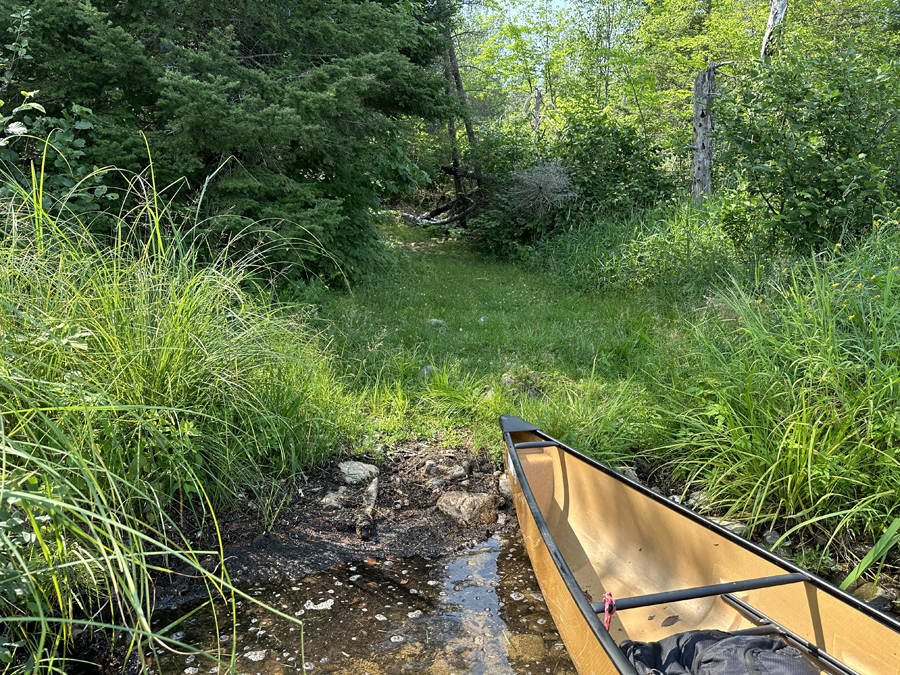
590;573;808;613
513;440;561;449
722;593;861;675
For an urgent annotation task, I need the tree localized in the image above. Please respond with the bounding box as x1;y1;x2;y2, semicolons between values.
0;0;455;282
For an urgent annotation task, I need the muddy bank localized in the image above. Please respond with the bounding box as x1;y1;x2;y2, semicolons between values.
156;441;514;607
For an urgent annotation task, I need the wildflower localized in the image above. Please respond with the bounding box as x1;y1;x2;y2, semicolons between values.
834;243;842;249
857;283;863;289
832;283;839;287
871;275;877;280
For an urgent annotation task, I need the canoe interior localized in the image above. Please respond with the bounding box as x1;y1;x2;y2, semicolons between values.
505;430;900;675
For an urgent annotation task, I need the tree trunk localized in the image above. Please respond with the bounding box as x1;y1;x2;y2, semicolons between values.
761;0;789;58
531;87;543;133
447;37;482;188
691;62;716;201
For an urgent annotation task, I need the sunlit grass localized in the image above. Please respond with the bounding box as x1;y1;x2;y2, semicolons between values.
0;169;345;672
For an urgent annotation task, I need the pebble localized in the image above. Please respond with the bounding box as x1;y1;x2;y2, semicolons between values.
244;650;267;662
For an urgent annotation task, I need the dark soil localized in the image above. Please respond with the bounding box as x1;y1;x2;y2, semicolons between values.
153;440;515;609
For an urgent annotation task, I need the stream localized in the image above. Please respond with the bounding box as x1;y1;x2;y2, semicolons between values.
151;533;576;675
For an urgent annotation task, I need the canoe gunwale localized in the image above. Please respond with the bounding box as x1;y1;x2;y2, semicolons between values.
502;426;640;675
499;414;900;674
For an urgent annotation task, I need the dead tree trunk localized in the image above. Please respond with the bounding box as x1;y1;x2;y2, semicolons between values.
691;62;716;201
761;0;789;58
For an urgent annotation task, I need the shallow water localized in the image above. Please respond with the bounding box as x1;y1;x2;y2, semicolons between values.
152;533;577;675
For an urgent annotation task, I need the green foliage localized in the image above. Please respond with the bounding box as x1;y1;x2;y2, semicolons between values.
471;114;673;255
716;49;900;248
663;227;900;537
559;112;674;214
0;0;453;281
529;201;737;295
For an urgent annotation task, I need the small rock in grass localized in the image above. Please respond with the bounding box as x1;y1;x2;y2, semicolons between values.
710;517;749;538
418;365;439;380
623;469;641;484
339;461;379;485
437;491;498;526
426;478;446;489
763;530;791;550
427;318;446;330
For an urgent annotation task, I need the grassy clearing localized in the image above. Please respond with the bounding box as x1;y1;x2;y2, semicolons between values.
323;208;900;572
317;218;684;454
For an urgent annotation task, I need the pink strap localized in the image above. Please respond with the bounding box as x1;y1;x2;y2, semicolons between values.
603;591;616;630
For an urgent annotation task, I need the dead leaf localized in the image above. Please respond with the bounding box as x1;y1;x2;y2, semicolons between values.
348;598;362;606
661;615;680;627
364;557;377;566
400;579;408;585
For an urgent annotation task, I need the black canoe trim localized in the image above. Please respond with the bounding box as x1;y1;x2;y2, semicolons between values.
590;573;807;613
499;415;900;662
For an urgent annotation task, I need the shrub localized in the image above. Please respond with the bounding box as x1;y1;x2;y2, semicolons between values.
716;48;900;249
558;112;675;215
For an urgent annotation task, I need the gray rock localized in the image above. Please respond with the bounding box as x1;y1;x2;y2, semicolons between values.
710;518;749;538
501;376;515;389
426;477;446;490
623;469;641;484
424;459;440;476
321;486;347;510
443;465;467;480
763;529;791;550
418;365;439;380
478;316;489;323
498;474;513;500
688;490;709;507
339;461;379;485
427;318;446;331
437;491;498;526
460;479;470;488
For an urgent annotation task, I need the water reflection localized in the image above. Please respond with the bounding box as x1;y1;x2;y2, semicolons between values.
152;533;576;675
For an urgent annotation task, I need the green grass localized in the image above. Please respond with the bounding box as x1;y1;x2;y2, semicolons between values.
0;178;340;672
317;218;684;453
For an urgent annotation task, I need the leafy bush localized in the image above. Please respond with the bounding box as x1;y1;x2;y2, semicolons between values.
558;112;675;215
471;113;673;254
716;48;900;249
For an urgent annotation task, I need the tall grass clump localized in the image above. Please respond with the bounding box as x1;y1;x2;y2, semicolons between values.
0;171;349;671
665;218;900;543
529;200;741;296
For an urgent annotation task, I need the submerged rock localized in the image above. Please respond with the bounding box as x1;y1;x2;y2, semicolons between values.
437;491;498;526
339;461;379;485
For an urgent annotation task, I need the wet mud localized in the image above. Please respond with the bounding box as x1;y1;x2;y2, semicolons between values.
151;535;576;675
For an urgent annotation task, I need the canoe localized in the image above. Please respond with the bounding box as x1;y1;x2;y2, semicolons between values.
499;414;900;675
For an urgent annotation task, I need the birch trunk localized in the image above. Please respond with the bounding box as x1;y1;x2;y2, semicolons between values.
760;0;789;58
